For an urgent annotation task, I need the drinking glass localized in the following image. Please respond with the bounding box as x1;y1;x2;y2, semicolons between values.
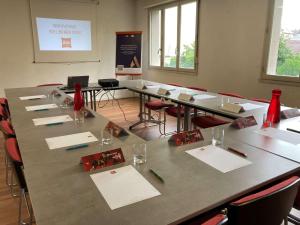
101;128;113;145
74;110;85;124
133;143;147;164
211;127;224;146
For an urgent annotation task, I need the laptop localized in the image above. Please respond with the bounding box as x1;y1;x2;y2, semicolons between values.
67;76;89;89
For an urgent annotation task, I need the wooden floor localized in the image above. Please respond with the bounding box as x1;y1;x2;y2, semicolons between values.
0;97;298;224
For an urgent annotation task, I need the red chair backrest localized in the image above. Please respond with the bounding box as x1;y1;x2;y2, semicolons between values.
228;176;300;225
37;83;63;87
5;138;22;163
187;86;208;92
0;120;15;137
0;105;8;121
218;92;245;99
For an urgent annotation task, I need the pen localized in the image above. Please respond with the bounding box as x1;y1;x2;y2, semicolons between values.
46;122;64;126
66;144;89;151
34;109;49;112
29;98;42;100
287;128;300;134
227;147;247;158
149;169;164;183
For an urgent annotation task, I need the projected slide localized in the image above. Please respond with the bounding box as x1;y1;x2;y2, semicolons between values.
36;17;92;51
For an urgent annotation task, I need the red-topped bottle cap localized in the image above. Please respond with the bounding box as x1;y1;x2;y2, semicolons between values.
272;89;281;95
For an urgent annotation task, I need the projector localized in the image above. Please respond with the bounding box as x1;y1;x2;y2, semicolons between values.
98;79;119;87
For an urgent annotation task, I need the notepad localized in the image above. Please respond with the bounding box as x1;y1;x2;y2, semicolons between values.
239;103;264;111
19;95;47;100
45;131;98;150
25;104;58;111
186;145;252;173
33;115;73;126
194;94;216;100
90;165;161;210
255;127;300;145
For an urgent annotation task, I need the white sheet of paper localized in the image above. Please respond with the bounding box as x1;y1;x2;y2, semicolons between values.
255;127;300;145
194;94;216;100
19;95;47;100
25;104;58;111
239;103;264;111
45;131;98;150
186;145;252;173
90;165;161;210
32;115;73;126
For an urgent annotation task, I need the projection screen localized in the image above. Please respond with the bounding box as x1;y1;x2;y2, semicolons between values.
30;0;99;63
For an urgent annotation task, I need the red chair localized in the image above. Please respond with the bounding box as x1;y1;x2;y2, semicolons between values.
0;105;9;121
250;98;270;104
144;100;174;135
218;92;245;99
37;83;63;87
0;97;10;116
201;176;300;225
0;120;15;138
5;138;33;225
0;120;16;189
192;115;230;129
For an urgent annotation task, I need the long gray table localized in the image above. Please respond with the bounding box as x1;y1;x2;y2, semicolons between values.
5;86;300;225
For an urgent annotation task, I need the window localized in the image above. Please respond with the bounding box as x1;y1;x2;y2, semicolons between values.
265;0;300;81
149;0;198;72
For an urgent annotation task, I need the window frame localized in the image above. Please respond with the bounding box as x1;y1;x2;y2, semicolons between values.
148;0;200;74
262;0;300;84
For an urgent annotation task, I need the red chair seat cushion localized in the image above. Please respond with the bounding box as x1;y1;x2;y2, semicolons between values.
0;106;8;120
165;106;185;117
232;176;300;205
192;115;229;129
145;100;173;110
5;138;22;163
0;120;15;136
202;214;227;225
165;106;184;117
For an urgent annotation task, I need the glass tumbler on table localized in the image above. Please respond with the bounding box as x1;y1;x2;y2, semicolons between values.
133;143;147;165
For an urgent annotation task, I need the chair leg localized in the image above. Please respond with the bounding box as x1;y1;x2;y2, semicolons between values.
19;188;33;225
284;217;288;225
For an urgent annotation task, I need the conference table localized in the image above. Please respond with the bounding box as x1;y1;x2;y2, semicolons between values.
4;82;300;225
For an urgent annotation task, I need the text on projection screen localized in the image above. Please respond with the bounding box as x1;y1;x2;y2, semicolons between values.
36;17;92;51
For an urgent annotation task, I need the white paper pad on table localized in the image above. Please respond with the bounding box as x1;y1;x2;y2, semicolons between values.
186;145;252;173
33;115;73;126
20;95;47;100
255;127;300;145
25;104;58;111
90;165;161;210
45;131;98;150
194;94;216;100
239;103;264;111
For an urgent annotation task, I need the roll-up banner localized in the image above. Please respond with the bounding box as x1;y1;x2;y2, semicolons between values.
115;31;142;75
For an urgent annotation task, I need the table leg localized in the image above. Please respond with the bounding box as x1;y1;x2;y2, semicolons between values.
89;91;93;110
129;93;144;130
183;105;191;131
93;90;97;111
177;104;181;133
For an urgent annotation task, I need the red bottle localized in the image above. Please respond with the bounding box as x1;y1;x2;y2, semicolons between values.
73;83;84;111
266;89;281;124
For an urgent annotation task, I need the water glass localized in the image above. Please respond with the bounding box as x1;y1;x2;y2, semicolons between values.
262;113;272;128
101;128;113;145
133;143;147;164
74;110;85;124
212;127;224;146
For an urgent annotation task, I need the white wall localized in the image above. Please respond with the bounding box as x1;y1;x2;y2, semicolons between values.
0;0;136;97
136;0;300;107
